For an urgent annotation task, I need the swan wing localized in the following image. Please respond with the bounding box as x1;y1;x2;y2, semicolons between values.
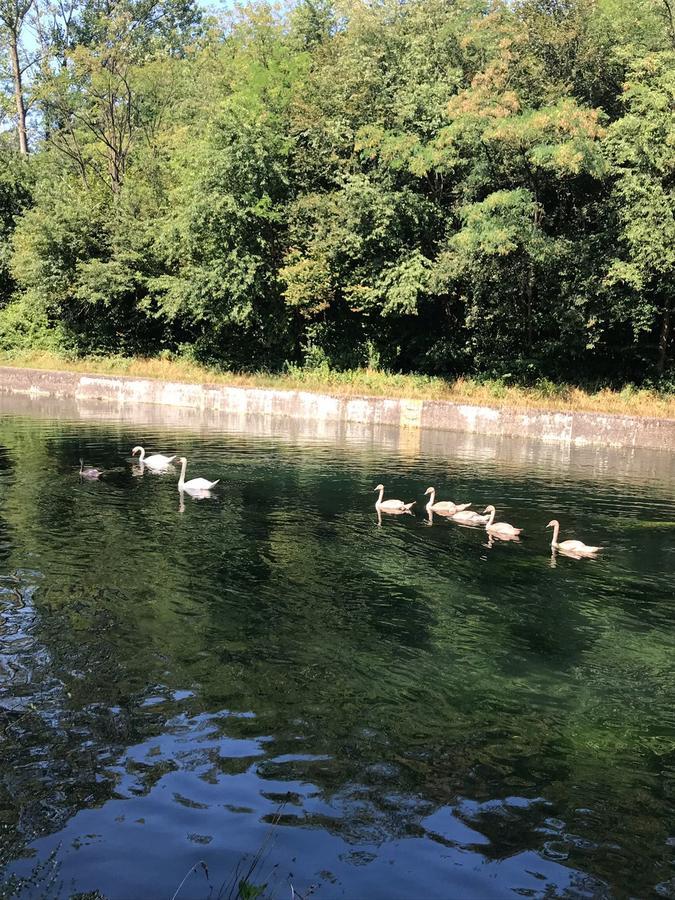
488;521;521;536
452;510;484;522
379;499;406;510
145;453;175;467
431;501;459;513
559;539;601;554
185;477;219;490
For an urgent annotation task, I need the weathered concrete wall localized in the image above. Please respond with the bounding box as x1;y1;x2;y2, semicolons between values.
1;365;673;451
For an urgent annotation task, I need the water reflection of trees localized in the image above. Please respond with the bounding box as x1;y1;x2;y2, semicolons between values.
0;418;672;897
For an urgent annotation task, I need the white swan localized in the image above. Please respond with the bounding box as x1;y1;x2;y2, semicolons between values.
131;446;176;468
483;504;522;538
547;519;601;557
424;487;471;516
374;484;416;513
177;457;219;493
451;509;490;525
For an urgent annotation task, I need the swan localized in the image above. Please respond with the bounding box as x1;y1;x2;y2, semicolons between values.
451;509;490;526
177;457;219;493
424;487;471;516
374;484;416;513
483;505;522;538
79;459;103;480
547;520;601;556
131;446;176;468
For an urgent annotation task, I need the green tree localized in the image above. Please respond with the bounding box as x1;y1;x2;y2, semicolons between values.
604;50;675;375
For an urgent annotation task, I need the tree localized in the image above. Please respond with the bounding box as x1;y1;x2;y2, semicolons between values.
0;0;34;153
604;50;675;375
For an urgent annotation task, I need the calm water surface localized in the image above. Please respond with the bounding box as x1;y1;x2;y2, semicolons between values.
0;398;673;899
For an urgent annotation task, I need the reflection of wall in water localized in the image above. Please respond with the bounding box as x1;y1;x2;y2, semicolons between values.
2;393;673;491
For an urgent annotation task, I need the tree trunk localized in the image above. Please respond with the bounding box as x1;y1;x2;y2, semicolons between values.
524;260;535;351
657;300;671;374
9;30;28;155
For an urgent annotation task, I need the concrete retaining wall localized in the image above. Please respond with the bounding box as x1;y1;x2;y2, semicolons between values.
1;365;673;451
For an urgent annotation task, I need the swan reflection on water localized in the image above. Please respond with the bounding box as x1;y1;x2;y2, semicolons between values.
550;546;601;567
178;488;215;513
484;532;521;550
376;506;415;527
132;461;176;478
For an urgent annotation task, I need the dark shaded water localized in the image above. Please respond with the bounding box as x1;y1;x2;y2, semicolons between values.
0;398;673;899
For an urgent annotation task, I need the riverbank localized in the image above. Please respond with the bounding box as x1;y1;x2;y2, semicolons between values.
1;359;673;451
2;352;675;418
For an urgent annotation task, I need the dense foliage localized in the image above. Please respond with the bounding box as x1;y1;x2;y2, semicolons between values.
0;0;673;385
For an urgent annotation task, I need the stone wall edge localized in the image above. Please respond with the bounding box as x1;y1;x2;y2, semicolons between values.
0;366;672;451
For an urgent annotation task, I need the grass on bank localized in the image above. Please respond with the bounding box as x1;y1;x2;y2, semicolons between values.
1;351;674;419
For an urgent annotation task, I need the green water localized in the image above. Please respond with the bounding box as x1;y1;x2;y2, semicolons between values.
0;399;673;899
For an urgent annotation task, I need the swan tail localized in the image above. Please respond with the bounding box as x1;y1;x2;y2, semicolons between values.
403;500;416;511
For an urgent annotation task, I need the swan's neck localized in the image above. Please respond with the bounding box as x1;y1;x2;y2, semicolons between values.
375;486;384;507
550;522;560;547
426;489;435;510
137;447;145;462
486;507;496;526
178;459;187;488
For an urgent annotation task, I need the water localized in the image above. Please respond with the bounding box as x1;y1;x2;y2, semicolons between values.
0;395;673;899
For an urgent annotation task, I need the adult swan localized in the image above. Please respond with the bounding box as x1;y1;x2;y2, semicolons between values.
177;457;220;494
131;446;176;469
374;484;416;513
547;519;602;557
424;487;471;516
483;505;522;539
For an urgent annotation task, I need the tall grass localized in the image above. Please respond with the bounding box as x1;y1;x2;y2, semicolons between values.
1;351;674;418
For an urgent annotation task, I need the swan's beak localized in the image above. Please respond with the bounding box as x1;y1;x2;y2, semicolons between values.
482;507;489;513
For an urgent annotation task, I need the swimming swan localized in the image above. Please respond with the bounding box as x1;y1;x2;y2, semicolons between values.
79;459;103;480
177;457;219;493
424;487;471;516
451;509;490;525
483;505;522;538
131;446;176;468
547;520;601;556
374;484;416;513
